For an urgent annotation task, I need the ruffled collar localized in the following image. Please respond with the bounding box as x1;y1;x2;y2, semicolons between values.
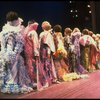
1;22;23;36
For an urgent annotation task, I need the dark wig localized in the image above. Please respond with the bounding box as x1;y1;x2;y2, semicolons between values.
53;25;62;32
6;11;18;21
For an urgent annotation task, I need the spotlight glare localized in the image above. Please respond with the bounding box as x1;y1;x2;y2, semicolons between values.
75;15;78;17
70;10;73;12
87;5;90;8
69;1;72;3
89;11;91;13
75;10;77;12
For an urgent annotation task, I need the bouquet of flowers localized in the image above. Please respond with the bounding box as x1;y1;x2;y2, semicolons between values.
53;46;67;60
62;72;80;82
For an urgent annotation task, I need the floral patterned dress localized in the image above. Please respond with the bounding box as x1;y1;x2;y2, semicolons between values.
96;39;100;69
0;23;33;93
38;30;57;90
71;32;87;74
24;26;39;84
79;35;96;72
53;32;69;81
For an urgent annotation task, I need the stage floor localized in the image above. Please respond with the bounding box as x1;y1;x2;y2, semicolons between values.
1;70;100;99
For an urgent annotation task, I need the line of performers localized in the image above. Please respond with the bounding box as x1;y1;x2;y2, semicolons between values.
0;11;99;94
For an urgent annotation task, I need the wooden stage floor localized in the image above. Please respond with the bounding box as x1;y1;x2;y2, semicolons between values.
1;70;100;99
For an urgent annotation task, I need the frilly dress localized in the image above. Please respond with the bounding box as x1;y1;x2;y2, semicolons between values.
0;22;33;93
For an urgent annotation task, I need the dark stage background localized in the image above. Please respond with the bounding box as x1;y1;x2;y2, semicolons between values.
0;1;100;34
0;1;69;34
